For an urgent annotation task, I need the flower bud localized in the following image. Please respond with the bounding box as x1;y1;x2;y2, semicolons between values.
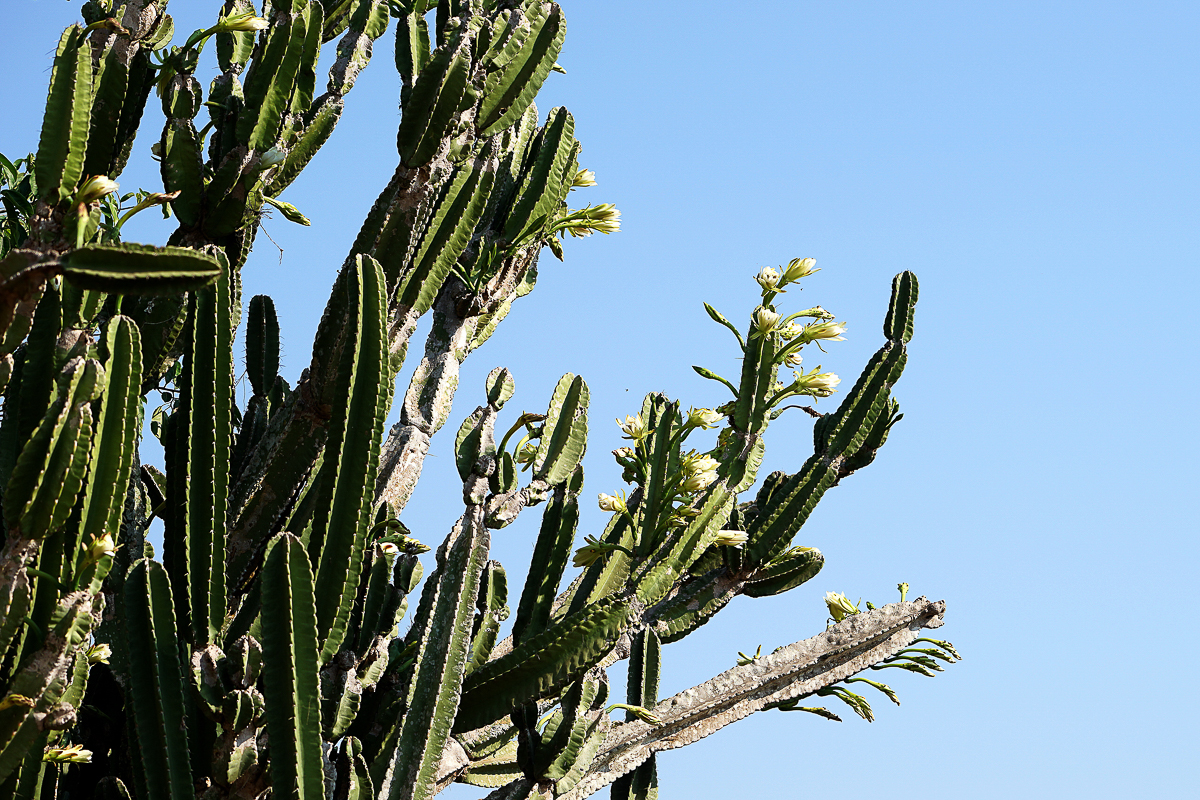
783;351;803;367
75;175;119;204
259;147;287;169
755;266;781;292
572;168;597;187
598;492;627;513
216;11;270;33
44;745;92;764
782;257;818;283
824;591;859;622
86;643;112;665
514;440;538;464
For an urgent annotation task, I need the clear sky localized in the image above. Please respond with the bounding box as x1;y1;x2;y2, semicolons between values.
3;2;1197;798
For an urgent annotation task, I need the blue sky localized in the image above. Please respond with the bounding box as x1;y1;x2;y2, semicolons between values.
3;2;1197;797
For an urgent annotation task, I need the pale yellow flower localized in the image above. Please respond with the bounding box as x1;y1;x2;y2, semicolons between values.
782;257;818;283
755;266;781;292
824;591;860;622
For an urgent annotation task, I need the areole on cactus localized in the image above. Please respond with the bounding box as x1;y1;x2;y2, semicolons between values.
0;2;956;799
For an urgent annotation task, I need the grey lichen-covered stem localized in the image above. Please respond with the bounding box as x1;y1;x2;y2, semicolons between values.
558;599;947;800
375;253;537;512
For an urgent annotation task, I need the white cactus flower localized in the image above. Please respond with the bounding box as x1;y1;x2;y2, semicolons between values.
572;168;597;187
792;367;841;396
686;407;723;429
755;266;781;291
751;306;780;333
617;414;650;440
798;320;847;344
782;257;818;283
714;530;748;547
76;175;119;204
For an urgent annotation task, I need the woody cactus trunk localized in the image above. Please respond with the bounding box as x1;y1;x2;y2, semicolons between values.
0;2;958;799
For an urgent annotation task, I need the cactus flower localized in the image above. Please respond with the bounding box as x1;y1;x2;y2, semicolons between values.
617;414;650;440
714;530;748;547
824;591;860;622
86;643;112;665
598;492;627;513
792;367;841;397
682;468;718;493
514;440;538;464
782;257;818;283
572;168;597;187
755;266;781;291
783;350;803;367
751;306;780;333
85;534;116;564
75;175;119;204
798;320;847;344
686;407;723;429
44;745;92;764
216;11;270;33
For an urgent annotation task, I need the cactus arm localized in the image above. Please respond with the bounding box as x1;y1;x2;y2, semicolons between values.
374;509;491;800
397;35;471;168
558;600;947;800
477;4;565;136
532;374;588;486
175;257;234;646
57;244;222;293
743;272;917;567
34;26;93;204
510;477;579;646
123;561;194;799
502;108;575;243
238;7;310;152
78;316;143;542
465;560;508;675
260;533;326;799
310;254;392;663
3;358;100;540
454;596;631;734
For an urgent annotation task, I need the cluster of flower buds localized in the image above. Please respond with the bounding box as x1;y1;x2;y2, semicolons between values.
754;257;820;296
680;451;719;493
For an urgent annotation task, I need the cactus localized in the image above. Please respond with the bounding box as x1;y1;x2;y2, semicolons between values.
0;3;959;799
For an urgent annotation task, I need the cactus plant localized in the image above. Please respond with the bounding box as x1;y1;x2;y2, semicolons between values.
0;2;958;799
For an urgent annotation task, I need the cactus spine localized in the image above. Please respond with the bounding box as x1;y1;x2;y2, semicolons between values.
0;3;959;799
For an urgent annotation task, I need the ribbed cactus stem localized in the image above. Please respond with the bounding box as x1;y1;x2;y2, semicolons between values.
559;600;947;800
